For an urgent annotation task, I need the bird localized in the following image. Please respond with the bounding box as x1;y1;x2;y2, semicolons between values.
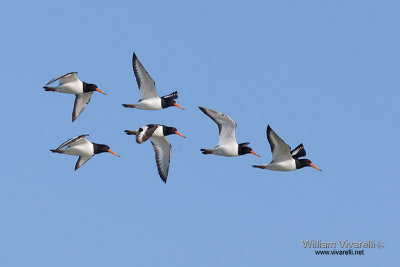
198;106;261;157
125;124;185;183
43;72;107;122
252;125;322;172
122;53;184;111
50;134;120;170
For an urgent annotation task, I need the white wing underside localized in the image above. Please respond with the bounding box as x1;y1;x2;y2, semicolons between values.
150;136;171;183
73;92;93;121
46;72;79;85
75;155;93;170
199;107;237;146
56;134;89;150
132;54;159;100
267;127;292;162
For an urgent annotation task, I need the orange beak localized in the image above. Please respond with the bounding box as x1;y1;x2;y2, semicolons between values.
310;163;322;171
175;131;186;138
173;103;184;110
108;149;120;157
96;88;107;95
251;151;261;157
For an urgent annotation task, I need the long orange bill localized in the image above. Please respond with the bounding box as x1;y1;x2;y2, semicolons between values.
310;163;322;171
251;151;261;157
174;103;185;110
175;131;186;138
108;149;120;157
96;88;107;95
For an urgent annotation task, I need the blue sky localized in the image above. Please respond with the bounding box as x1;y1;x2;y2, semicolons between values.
0;0;398;266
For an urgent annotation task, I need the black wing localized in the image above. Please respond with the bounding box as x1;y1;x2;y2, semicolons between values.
290;143;306;159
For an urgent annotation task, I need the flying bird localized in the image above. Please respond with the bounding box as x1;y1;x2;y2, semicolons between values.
198;106;261;157
252;125;322;172
122;53;184;110
43;72;106;122
125;124;185;183
50;134;120;170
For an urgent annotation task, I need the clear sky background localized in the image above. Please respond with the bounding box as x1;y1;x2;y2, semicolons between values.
0;0;398;266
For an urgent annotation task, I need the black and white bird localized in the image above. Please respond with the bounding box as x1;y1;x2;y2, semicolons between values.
125;124;185;183
50;134;120;170
252;125;322;172
199;106;261;157
122;53;184;110
44;72;107;122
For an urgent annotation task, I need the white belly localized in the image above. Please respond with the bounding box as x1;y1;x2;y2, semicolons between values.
212;144;238;157
62;142;94;156
56;80;83;94
265;160;296;171
134;98;162;110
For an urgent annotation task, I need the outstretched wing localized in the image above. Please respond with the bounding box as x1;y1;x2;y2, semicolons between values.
290;143;306;159
75;155;93;170
266;125;292;162
132;53;158;100
56;134;89;150
199;107;237;146
46;72;78;85
72;92;93;122
150;136;171;183
136;124;158;144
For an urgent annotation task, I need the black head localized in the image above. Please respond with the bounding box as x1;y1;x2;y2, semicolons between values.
238;143;261;157
160;91;184;109
163;126;186;138
295;159;322;171
93;143;120;157
83;82;107;95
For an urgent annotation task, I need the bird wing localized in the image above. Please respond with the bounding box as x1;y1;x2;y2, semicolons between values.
75;155;93;170
266;125;292;162
290;143;307;159
132;53;159;100
136;124;158;144
46;72;79;85
72;92;93;122
56;134;90;150
199;107;237;146
150;136;171;183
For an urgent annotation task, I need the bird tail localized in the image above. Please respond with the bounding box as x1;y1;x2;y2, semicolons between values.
43;86;56;92
200;149;213;155
122;104;136;108
252;165;266;169
125;130;138;135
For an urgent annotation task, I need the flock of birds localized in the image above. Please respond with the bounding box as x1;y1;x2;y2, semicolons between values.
45;53;322;183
